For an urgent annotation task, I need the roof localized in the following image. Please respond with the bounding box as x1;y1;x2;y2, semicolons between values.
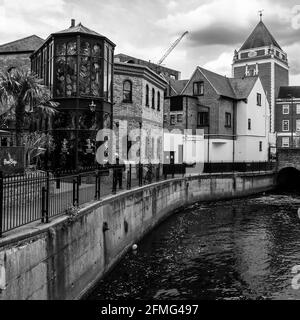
0;35;44;53
197;67;236;99
278;86;300;99
53;22;105;37
170;79;188;94
182;66;259;100
229;77;258;100
114;62;168;87
239;21;282;51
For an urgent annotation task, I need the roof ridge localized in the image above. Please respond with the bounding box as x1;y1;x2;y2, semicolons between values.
0;34;43;48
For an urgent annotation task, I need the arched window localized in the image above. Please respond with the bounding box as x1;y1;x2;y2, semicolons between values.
146;84;149;106
152;88;155;109
157;91;160;111
123;80;132;102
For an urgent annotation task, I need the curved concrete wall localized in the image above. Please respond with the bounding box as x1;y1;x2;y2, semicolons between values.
0;171;275;300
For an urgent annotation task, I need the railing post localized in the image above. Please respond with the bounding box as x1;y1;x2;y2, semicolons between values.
127;164;132;190
112;167;117;194
41;186;46;223
45;171;50;223
73;177;77;206
157;164;160;181
172;164;175;179
76;174;80;205
0;171;3;237
138;163;143;186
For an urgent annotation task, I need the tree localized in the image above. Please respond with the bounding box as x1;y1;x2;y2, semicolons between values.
0;68;58;145
22;132;55;169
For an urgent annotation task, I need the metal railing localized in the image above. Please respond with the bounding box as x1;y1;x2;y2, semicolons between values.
0;161;275;237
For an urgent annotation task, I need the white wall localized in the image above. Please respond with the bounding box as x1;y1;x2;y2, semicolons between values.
235;78;270;162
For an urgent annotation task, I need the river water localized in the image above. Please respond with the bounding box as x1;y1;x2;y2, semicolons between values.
87;191;300;300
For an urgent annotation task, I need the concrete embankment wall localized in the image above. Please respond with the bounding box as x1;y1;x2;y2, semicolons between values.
0;171;276;300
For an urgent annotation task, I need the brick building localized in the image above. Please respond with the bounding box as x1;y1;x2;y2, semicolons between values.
275;86;300;149
164;66;270;163
0;35;44;72
113;61;167;164
114;53;181;80
232;18;289;133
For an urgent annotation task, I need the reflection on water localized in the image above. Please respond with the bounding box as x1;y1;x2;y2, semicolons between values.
87;191;300;300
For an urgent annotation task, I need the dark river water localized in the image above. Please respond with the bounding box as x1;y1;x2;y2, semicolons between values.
87;191;300;300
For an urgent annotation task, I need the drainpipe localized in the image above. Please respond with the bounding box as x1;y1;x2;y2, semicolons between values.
232;100;236;163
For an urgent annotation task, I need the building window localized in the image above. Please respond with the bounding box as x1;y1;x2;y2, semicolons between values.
197;112;209;126
170;115;175;125
296;119;300;132
177;114;183;122
152;88;155;109
282;104;289;114
157;91;160;111
296;104;300;114
282;120;289;131
163;114;167;122
259;141;262;152
123;80;132;102
193;81;204;96
225;112;232;128
146;84;149;106
282;137;290;147
257;93;262;106
248;118;251;130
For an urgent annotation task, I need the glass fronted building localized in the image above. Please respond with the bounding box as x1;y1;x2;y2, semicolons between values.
31;20;115;169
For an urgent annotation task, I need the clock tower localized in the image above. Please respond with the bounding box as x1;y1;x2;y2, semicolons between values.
232;17;289;132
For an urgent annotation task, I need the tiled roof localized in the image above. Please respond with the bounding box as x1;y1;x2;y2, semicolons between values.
53;23;104;37
182;66;259;100
278;86;300;99
229;77;258;100
171;79;189;94
239;21;282;51
197;67;236;99
0;35;44;53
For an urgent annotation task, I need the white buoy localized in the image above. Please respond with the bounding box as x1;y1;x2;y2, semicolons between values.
132;244;138;251
297;208;300;220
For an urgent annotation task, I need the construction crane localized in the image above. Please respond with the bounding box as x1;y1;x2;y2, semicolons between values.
157;31;189;65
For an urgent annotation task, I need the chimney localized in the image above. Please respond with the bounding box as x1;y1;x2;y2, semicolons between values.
71;19;75;27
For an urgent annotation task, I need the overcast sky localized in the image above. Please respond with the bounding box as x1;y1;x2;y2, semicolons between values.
1;0;300;83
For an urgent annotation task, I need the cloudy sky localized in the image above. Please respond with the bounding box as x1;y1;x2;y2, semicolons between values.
1;0;300;83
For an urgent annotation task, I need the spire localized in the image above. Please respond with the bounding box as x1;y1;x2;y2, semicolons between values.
239;18;282;51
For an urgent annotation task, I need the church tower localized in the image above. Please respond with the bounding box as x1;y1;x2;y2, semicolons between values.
232;15;289;132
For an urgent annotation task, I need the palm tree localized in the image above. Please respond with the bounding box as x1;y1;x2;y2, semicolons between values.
0;68;58;145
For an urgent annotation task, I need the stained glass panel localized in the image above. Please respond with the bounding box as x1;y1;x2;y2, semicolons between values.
79;56;91;96
67;41;77;55
91;58;101;96
56;42;66;56
80;41;90;56
92;43;101;57
55;57;66;97
66;57;77;97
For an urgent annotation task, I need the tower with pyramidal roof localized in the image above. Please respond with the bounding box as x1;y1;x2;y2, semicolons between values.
232;14;289;132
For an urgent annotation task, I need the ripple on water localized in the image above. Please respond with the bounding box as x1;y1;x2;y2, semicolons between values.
87;192;300;300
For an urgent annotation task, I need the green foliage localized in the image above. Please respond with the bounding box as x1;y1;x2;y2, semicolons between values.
0;68;59;143
22;132;55;167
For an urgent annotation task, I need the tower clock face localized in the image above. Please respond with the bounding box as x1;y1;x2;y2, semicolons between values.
248;51;257;58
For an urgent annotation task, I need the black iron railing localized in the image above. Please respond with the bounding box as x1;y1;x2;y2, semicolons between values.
0;161;275;237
